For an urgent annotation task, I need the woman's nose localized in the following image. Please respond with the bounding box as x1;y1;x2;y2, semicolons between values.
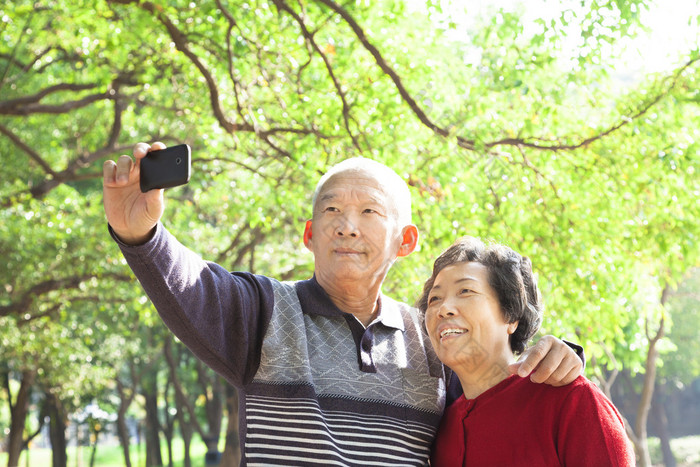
437;301;457;319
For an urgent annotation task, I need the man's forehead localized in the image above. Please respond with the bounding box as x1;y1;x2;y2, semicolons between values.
317;171;389;199
317;186;386;203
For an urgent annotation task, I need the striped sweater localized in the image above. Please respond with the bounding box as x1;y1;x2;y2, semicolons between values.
113;223;446;466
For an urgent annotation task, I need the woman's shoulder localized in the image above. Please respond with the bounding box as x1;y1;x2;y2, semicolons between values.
514;374;619;414
510;374;600;400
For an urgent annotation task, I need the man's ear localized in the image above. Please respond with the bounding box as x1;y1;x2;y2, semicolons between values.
303;220;313;251
397;225;418;257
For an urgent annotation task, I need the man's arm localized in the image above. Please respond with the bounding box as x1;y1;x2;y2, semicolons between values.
104;142;275;387
447;336;585;405
507;335;584;386
111;222;276;387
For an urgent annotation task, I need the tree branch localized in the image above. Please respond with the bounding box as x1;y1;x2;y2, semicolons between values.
316;0;698;155
0;120;131;200
2;369;13;414
0;83;99;110
0;47;54;76
0;84;115;116
0;123;58;177
0;273;132;318
0;9;34;91
0;79;132;200
592;345;638;445
314;0;476;151
111;0;252;134
215;0;247;120
273;0;362;151
485;55;700;152
633;291;667;449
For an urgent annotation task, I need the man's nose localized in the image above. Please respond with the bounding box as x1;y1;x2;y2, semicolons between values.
334;214;359;237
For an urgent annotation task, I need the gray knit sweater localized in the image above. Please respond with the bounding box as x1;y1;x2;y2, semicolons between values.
113;223;446;466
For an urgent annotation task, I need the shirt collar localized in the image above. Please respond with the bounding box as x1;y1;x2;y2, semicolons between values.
373;294;406;332
296;276;405;332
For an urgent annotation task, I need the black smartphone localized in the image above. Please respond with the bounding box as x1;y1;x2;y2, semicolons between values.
140;144;191;193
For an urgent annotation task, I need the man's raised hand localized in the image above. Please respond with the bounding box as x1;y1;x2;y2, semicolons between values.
103;142;166;245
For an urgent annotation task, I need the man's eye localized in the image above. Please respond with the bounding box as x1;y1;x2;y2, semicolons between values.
325;206;339;212
363;208;377;214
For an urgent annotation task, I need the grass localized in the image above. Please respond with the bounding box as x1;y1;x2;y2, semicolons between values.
0;438;209;467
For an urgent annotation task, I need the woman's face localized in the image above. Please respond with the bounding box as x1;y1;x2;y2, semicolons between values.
424;262;518;373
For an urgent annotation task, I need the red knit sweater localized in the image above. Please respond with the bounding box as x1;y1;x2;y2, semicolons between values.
430;375;634;466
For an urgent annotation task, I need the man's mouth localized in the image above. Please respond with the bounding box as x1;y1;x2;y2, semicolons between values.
334;248;363;255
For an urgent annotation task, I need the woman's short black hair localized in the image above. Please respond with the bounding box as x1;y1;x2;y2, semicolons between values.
417;236;543;354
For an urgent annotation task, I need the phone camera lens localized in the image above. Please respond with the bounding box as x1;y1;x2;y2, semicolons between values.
176;158;182;165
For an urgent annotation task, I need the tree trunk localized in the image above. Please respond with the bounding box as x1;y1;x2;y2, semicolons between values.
652;382;676;467
164;339;224;466
162;379;175;467
163;338;195;467
175;409;195;467
631;329;660;466
201;369;224;466
630;288;669;467
115;376;135;467
46;391;68;467
220;385;240;467
164;424;174;467
88;430;99;467
5;369;36;467
115;415;132;467
143;374;163;467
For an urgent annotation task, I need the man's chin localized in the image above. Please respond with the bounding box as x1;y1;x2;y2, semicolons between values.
334;265;370;277
329;263;378;280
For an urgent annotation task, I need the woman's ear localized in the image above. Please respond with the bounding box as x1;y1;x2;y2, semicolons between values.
303;220;313;251
397;225;419;257
507;321;519;335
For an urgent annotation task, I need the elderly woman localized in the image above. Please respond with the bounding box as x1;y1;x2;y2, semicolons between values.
419;237;634;466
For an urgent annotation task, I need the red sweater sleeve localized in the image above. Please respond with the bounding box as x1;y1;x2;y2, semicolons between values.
557;378;635;466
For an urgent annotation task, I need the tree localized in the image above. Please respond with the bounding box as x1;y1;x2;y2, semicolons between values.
661;269;700;388
654;269;700;466
163;338;226;467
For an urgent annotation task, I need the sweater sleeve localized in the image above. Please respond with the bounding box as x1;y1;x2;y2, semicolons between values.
111;222;276;388
556;377;635;466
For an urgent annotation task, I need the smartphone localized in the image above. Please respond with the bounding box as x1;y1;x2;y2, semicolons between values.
140;144;191;193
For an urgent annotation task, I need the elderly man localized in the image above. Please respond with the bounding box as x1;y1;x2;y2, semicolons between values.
103;142;583;466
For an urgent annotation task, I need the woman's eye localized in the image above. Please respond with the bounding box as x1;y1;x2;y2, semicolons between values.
363;208;377;214
428;295;440;304
460;288;474;295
